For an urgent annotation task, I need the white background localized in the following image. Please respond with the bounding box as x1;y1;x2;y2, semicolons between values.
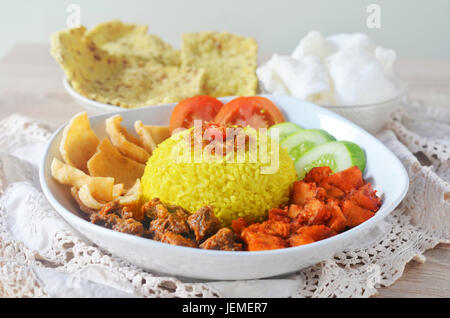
1;0;449;59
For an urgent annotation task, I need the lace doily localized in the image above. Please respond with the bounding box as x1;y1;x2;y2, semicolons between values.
0;101;448;298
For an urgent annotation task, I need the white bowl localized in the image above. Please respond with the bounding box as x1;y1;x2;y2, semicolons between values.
322;84;408;134
63;77;125;114
39;95;409;280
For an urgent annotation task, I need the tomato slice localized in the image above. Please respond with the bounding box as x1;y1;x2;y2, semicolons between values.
169;96;224;133
213;96;285;128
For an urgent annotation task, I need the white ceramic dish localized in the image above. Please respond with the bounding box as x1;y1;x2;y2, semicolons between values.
322;83;408;134
40;94;409;280
63;77;125;114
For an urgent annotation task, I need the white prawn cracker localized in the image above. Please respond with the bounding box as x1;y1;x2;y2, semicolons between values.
257;30;402;106
257;54;330;101
326;47;398;105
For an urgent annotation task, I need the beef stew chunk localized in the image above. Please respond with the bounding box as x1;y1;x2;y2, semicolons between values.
188;205;221;241
200;228;243;251
90;202;144;236
88;199;241;251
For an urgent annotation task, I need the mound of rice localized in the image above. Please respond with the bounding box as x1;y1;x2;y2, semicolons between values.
141;128;297;224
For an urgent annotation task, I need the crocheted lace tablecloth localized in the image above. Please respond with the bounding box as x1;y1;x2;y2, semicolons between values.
0;100;448;298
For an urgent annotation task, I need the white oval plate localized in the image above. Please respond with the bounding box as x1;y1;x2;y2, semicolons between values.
40;94;409;280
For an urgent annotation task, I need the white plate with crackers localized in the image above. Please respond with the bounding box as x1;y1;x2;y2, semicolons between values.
54;21;258;114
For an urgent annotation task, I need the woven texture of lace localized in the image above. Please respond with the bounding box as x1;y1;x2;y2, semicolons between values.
0;100;448;298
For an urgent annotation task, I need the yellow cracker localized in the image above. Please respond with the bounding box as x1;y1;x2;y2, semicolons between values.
78;183;107;210
181;31;258;97
70;187;99;215
50;26;204;108
87;138;145;189
105;115;150;163
112;183;125;198
134;120;170;154
116;179;142;206
59;112;99;172
50;158;114;202
85;20;180;66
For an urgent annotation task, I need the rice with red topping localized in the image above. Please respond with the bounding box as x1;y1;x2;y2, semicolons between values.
141;127;297;224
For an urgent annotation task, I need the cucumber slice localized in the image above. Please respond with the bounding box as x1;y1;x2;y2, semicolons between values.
294;141;366;179
268;122;303;142
281;129;336;161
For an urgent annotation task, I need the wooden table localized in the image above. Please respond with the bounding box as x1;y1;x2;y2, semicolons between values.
0;44;448;298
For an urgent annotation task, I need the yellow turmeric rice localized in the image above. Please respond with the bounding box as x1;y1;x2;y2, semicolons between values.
141;127;297;224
